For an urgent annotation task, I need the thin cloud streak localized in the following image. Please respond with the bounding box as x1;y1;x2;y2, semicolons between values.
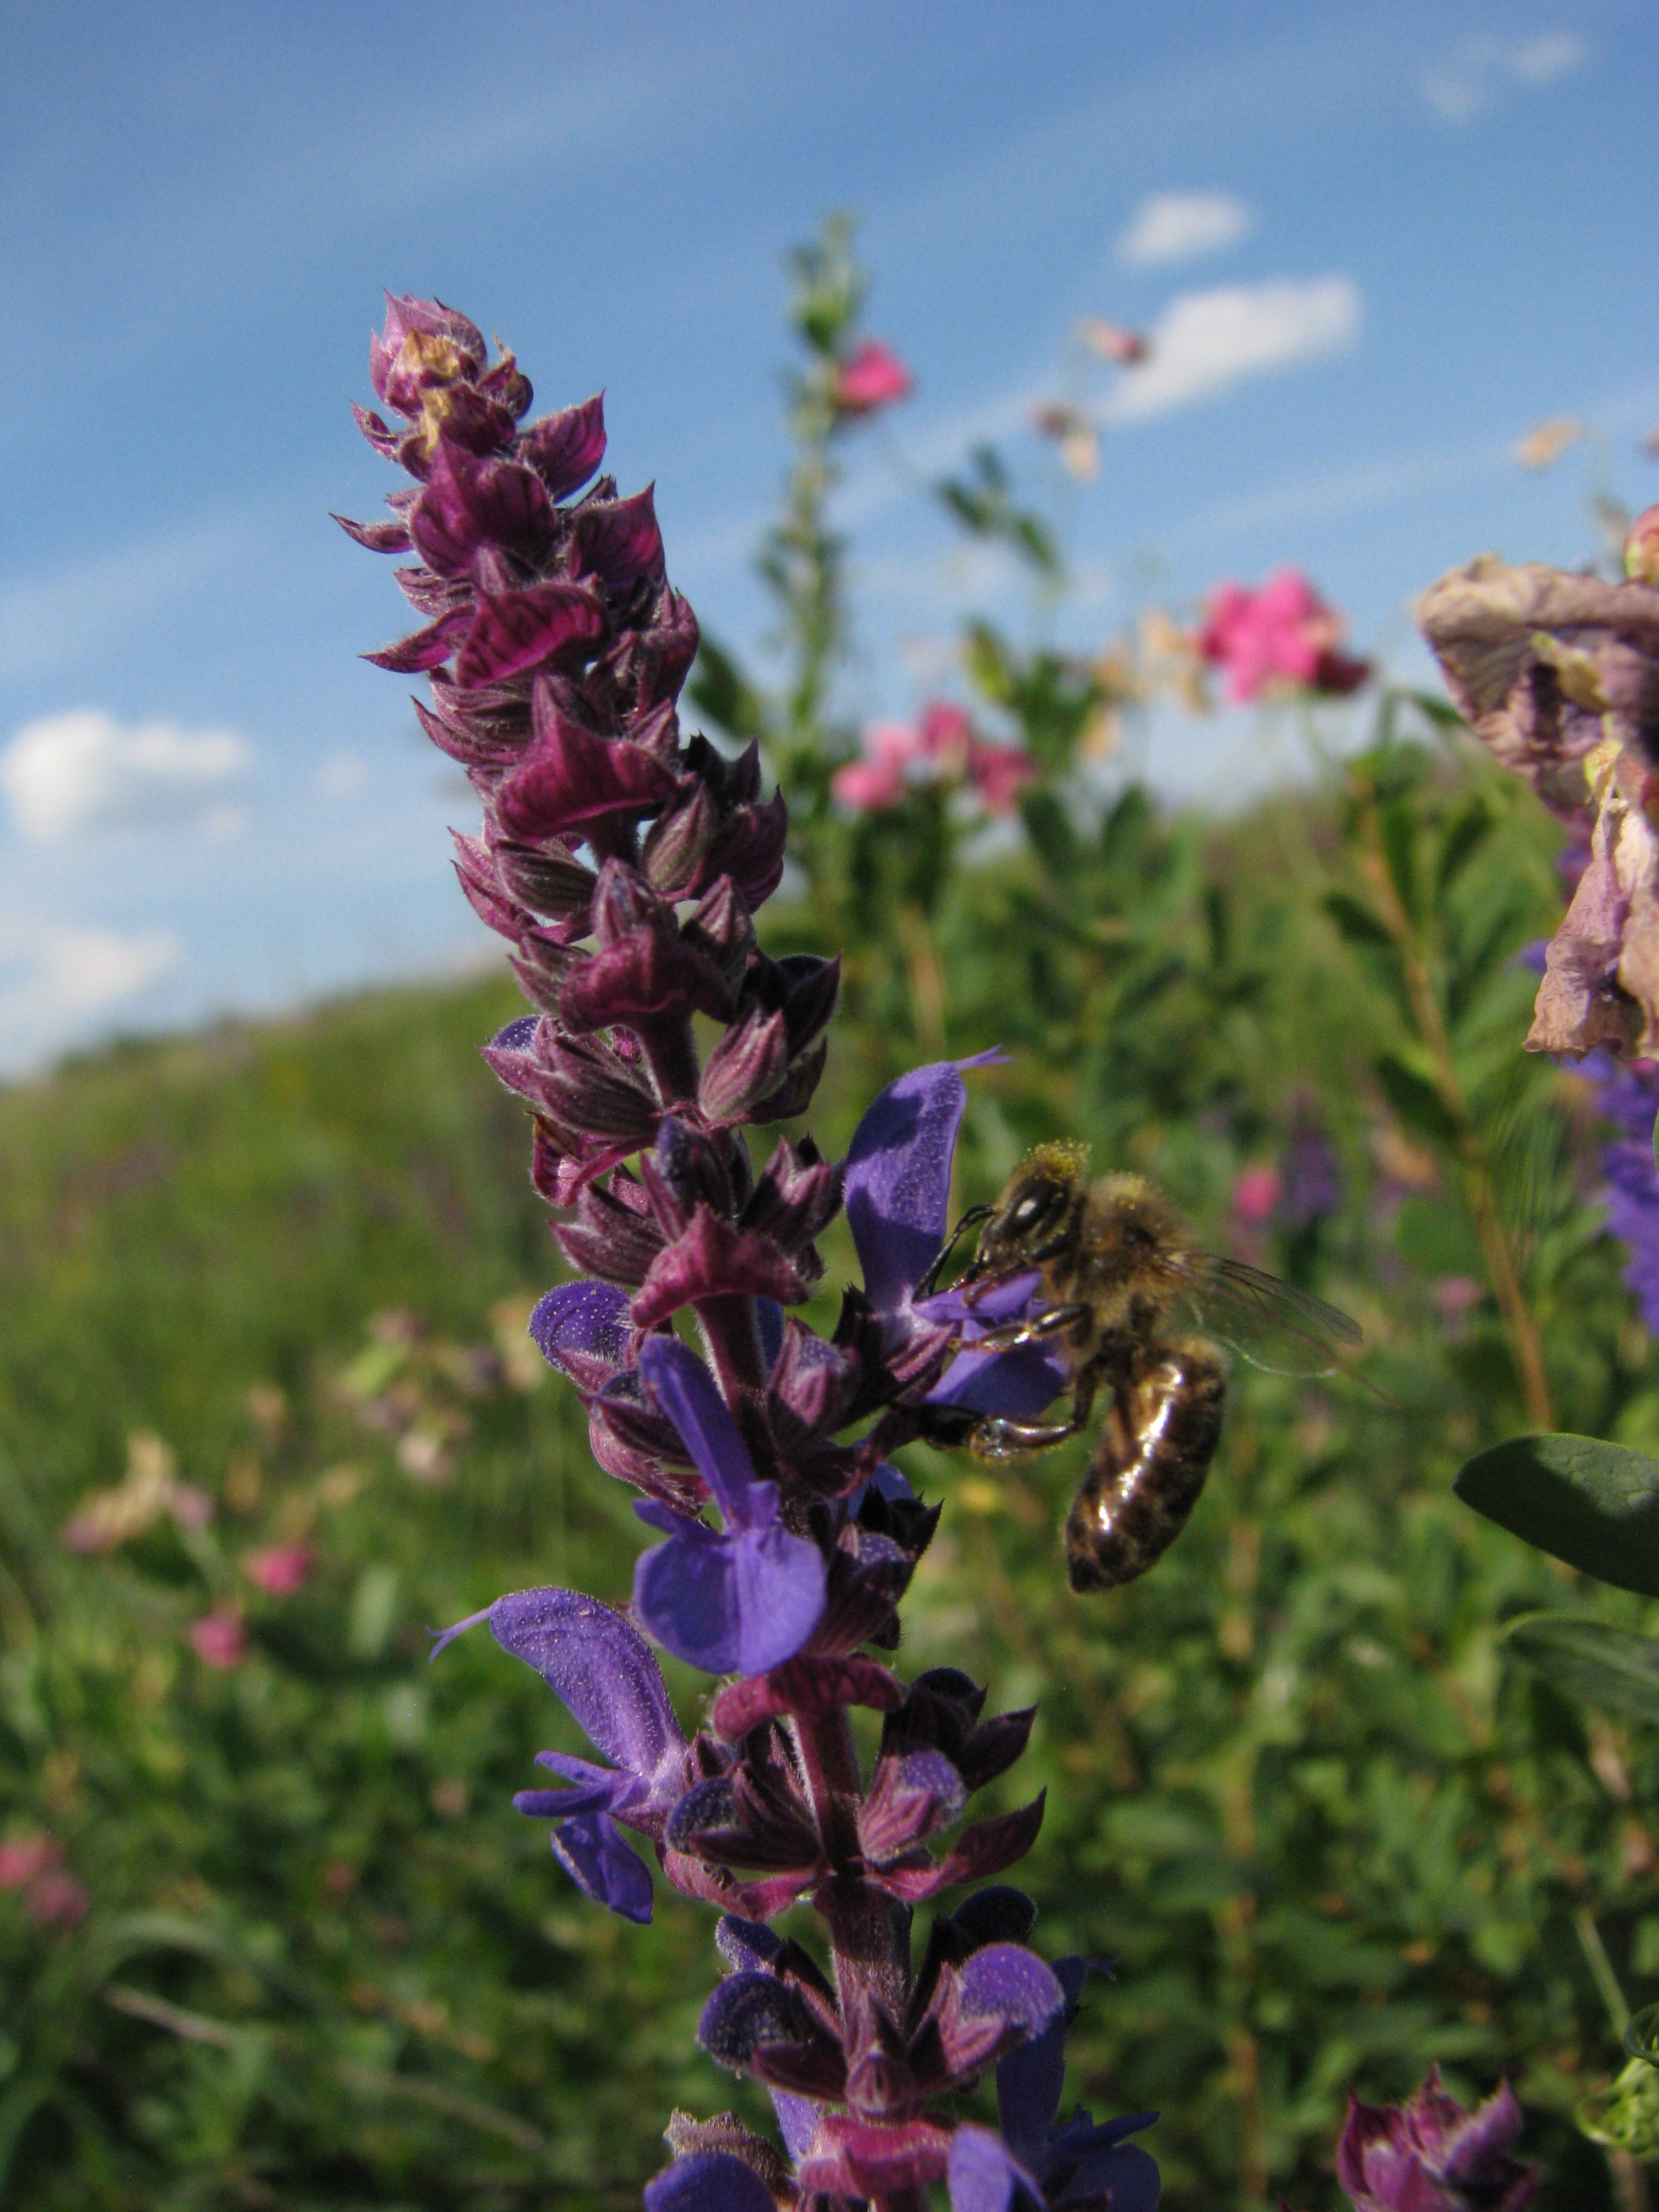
1117;191;1253;266
1105;278;1362;423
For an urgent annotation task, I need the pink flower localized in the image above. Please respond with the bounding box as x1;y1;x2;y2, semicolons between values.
966;740;1037;815
1078;317;1149;365
1197;570;1370;704
243;1543;314;1596
834;340;913;416
918;703;973;773
25;1872;89;1926
1233;1166;1284;1225
831;721;922;812
0;1835;87;1927
1433;1276;1484;1322
0;1834;58;1888
190;1607;248;1668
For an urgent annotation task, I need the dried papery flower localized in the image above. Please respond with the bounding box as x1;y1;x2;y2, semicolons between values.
1418;554;1659;1054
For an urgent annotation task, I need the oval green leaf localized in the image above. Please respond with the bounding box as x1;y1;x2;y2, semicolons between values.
1454;1433;1659;1596
1505;1613;1659;1724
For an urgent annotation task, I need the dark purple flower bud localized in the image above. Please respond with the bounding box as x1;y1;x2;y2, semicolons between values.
489;839;598;926
666;1772;823;1876
457;578;607;690
1336;2070;1536;2212
857;1748;968;1863
521;393;607;499
640;1120;739;1239
698;1973;848;2103
641;779;720;895
682;876;757;992
529;1279;634;1393
553;1178;668;1289
691;790;789;912
700;1006;792;1126
631;1338;825;1674
749;1040;830;1126
632;1210;808;1329
573;485;667;596
352;399;401;457
496;687;678;842
370;293;487;415
451;831;527;939
643;2150;782;2212
363;607;474;673
877;1795;1048;1903
331;510;413;554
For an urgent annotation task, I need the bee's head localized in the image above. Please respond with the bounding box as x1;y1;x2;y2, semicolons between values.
1088;1174;1184;1283
970;1142;1089;1274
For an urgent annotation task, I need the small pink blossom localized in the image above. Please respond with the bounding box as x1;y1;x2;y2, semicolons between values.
834;340;913;416
1233;1166;1284;1226
918;703;973;774
966;740;1037;815
0;1834;58;1888
190;1606;248;1668
243;1542;314;1596
25;1871;89;1926
1078;317;1149;365
1197;570;1370;704
1433;1275;1484;1322
0;1835;87;1927
830;720;922;812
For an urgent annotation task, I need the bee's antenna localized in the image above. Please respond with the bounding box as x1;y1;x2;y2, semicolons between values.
917;1203;993;1298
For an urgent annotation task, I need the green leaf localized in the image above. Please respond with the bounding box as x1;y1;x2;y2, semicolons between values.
1504;1613;1659;1723
1456;1433;1659;1595
1322;888;1393;949
1374;1048;1462;1145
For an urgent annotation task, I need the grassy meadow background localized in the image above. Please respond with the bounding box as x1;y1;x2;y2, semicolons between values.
6;708;1659;2209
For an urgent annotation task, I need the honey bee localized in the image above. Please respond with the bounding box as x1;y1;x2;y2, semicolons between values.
928;1143;1361;1593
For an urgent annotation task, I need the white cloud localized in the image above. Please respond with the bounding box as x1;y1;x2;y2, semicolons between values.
1422;33;1588;122
1104;276;1361;423
0;916;178;1071
1117;192;1253;268
1;710;251;841
314;752;370;802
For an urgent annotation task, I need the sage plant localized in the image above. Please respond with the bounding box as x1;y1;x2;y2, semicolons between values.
342;293;1157;2212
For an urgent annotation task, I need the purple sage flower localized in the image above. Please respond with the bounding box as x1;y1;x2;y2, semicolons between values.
430;1585;690;1923
631;1334;827;1675
1336;2069;1536;2212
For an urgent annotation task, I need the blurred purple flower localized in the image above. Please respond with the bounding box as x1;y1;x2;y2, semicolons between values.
1580;1052;1659;1331
431;1584;691;1923
1336;2069;1535;2212
632;1336;827;1675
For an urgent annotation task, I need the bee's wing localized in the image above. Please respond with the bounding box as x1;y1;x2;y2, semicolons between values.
1166;1252;1361;1378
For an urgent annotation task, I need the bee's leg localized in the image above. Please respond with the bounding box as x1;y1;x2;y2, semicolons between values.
968;1365;1101;1462
916;1204;994;1298
962;1301;1090;1354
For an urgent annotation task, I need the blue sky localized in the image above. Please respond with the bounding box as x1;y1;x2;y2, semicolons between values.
1;0;1655;1072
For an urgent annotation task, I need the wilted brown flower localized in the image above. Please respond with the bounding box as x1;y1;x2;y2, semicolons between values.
1418;553;1659;1054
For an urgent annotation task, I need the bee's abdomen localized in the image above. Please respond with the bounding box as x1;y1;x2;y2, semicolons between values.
1065;1340;1226;1593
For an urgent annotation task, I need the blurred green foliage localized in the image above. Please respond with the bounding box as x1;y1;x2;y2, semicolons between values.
7;219;1659;2212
